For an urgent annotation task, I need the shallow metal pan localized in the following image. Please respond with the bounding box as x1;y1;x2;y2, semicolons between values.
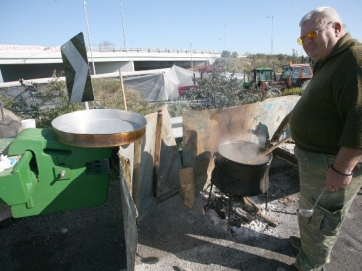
51;109;147;148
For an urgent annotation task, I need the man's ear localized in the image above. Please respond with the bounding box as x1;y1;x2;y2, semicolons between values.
334;22;342;36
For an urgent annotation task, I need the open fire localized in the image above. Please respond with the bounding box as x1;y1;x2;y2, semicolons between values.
202;140;286;236
204;191;280;236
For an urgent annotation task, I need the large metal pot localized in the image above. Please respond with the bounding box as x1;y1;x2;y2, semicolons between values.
51;109;147;148
211;140;272;197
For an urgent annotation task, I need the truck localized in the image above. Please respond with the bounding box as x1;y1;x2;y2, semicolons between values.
267;63;313;91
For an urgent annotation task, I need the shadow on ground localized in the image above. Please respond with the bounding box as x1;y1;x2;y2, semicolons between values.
0;180;127;271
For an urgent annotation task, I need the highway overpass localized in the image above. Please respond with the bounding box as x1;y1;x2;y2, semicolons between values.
0;45;220;83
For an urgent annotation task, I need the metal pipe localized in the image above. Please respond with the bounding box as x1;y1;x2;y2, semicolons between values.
83;0;96;75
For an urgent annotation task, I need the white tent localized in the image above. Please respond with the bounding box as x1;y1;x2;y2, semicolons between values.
123;65;198;101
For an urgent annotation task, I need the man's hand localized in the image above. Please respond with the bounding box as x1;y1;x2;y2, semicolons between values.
326;147;362;191
326;167;352;191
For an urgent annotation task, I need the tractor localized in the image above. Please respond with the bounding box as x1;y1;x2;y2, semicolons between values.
241;67;275;90
267;63;313;91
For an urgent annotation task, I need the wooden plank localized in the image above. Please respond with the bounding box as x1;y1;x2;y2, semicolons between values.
119;166;138;271
179;167;196;208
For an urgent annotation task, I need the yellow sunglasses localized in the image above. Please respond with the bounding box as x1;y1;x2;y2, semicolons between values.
297;22;334;45
297;29;323;45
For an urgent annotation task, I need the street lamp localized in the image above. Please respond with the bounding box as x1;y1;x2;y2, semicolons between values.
267;16;273;55
83;0;96;75
120;0;127;50
224;23;229;50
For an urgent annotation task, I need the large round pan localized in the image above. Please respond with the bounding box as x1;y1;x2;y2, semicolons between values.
51;109;147;148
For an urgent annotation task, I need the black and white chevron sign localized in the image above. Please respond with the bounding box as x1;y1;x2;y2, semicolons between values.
61;32;94;103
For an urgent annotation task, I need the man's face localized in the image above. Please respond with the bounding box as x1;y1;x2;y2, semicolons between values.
300;18;339;61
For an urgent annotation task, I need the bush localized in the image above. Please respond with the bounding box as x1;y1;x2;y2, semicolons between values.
167;101;191;117
0;72;153;128
280;87;303;96
184;69;269;111
91;77;151;116
0;72;84;128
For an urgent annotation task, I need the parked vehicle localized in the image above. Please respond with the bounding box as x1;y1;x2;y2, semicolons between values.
267;63;313;91
178;85;196;96
241;67;275;90
178;66;217;98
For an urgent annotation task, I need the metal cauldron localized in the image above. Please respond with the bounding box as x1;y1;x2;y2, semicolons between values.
211;140;273;197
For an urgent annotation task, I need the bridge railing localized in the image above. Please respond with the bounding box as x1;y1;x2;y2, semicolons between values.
93;47;221;55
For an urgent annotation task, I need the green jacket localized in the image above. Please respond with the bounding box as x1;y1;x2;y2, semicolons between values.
290;33;362;154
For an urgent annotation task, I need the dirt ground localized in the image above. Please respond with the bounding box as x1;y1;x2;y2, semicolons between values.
1;153;361;271
0;153;300;271
134;157;301;271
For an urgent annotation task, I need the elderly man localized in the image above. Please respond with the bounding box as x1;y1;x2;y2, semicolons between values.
278;6;362;271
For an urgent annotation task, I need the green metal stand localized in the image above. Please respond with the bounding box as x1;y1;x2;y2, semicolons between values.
0;128;112;218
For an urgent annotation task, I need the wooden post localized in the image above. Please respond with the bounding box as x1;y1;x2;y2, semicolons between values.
132;139;142;211
119;68;128;111
153;109;163;198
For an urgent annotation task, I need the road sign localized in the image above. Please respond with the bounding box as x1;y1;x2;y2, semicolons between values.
61;32;94;103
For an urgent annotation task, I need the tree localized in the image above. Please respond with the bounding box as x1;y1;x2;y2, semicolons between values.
99;41;115;51
184;68;271;111
221;50;231;57
291;48;298;63
185;70;241;110
231;51;238;58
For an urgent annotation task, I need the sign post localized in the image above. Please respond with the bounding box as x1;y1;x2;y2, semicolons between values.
61;32;94;109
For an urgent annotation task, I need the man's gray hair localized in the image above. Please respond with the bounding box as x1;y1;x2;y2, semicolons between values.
299;6;343;27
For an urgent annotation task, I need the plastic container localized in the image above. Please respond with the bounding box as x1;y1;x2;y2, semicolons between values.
21;119;36;129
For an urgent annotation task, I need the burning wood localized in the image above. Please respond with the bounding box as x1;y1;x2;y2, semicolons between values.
206;194;280;228
242;197;280;227
232;206;254;224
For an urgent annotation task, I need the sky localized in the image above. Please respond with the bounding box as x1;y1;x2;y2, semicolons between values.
1;0;362;56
